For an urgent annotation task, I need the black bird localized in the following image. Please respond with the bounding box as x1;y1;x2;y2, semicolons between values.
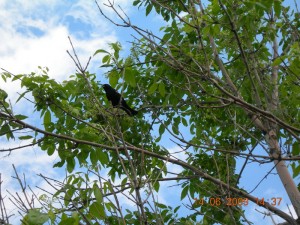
103;84;138;116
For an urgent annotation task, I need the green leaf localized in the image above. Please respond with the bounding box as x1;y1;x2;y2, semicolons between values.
94;49;109;56
44;110;51;125
66;158;75;173
93;184;103;204
292;162;300;178
153;181;160;192
0;124;10;136
182;117;188;126
71;212;79;225
111;42;121;52
274;0;281;18
181;185;188;200
292;142;299;155
174;205;180;213
27;209;49;225
162;32;172;42
98;150;109;165
0;89;8;100
145;3;153;16
156;202;167;209
108;70;119;87
16;90;30;103
54;160;65;168
48;211;56;224
89;202;105;220
90;149;98;165
12;74;23;81
124;69;136;87
158;82;165;97
100;64;114;68
133;0;140;6
19;135;33;140
102;55;111;64
121;177;128;188
58;217;76;225
148;82;158;95
159;124;165;136
110;42;121;59
272;56;285;66
47;144;55;156
15;114;28;120
1;74;7;82
172;124;179;135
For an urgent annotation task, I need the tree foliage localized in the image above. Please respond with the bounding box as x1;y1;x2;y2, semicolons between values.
1;0;300;224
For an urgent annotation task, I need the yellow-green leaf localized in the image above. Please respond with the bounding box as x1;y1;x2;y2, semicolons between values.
159;82;165;97
90;202;105;220
44;110;51;125
148;82;158;95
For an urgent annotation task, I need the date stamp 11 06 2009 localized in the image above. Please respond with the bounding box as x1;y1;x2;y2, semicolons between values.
193;197;282;207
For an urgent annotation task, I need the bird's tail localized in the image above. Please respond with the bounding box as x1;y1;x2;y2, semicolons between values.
120;106;138;116
130;109;138;116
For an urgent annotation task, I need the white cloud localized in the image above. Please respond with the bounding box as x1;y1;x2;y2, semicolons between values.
2;26;71;76
1;141;61;188
0;21;114;80
0;0;119;103
166;146;186;175
0;1;122;224
0;142;63;224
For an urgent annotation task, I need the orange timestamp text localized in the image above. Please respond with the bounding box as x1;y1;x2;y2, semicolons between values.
255;197;282;206
193;197;282;207
193;197;249;206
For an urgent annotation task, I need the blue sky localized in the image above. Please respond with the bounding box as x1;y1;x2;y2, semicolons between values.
0;0;298;224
